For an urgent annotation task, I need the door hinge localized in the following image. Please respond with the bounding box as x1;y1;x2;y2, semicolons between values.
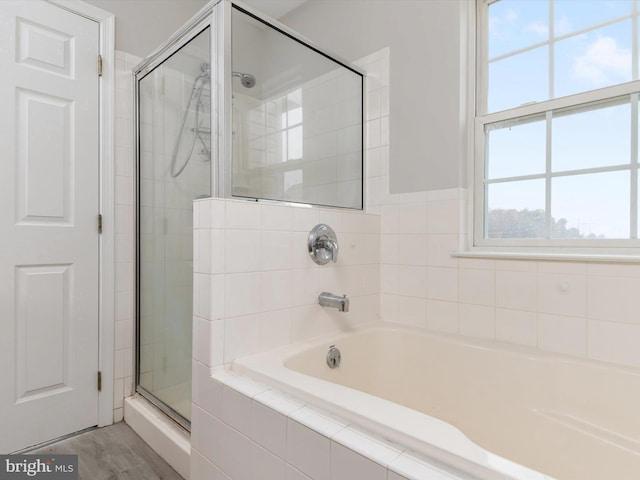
98;214;103;234
98;371;102;392
98;55;103;77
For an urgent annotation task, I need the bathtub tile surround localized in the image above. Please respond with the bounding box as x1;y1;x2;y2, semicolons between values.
379;187;640;370
191;368;462;480
192;197;380;367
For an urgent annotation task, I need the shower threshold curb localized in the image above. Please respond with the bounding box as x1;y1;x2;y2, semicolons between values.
124;395;191;479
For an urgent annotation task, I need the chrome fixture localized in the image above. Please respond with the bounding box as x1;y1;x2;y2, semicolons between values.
318;292;349;312
326;345;341;368
308;224;338;265
232;71;256;88
170;62;211;178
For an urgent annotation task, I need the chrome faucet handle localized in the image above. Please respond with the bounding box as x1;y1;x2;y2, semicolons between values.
308;224;339;265
322;237;339;263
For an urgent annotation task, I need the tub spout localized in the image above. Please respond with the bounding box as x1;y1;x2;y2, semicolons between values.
318;292;349;312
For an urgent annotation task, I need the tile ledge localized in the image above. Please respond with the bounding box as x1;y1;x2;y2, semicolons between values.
452;251;640;263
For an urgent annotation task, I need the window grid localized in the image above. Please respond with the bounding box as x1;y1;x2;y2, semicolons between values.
486;2;639;115
476;0;640;248
483;97;638;239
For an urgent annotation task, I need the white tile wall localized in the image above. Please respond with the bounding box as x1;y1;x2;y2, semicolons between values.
381;182;640;368
114;50;140;423
232;65;363;209
191;369;464;480
356;48;390;214
379;180;640;368
193;197;380;368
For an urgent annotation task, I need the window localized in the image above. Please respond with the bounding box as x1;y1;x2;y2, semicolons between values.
475;0;640;250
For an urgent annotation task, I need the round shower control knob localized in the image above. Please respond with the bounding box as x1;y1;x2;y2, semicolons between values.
308;224;339;265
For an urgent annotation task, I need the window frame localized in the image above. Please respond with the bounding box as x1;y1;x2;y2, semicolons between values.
473;0;640;253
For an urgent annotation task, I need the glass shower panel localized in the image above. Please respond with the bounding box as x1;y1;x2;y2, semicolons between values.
231;7;364;209
137;27;211;424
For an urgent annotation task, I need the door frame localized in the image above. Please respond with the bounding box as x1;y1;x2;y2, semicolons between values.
48;0;116;428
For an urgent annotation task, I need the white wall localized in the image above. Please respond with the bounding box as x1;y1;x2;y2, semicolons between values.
84;0;309;60
84;0;210;58
280;0;467;194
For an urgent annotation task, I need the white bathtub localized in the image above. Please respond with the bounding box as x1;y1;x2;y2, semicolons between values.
233;322;640;480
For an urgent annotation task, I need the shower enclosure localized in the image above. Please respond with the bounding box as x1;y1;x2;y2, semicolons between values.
135;22;211;428
134;0;364;429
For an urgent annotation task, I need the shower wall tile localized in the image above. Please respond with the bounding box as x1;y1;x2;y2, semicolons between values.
233;48;385;211
426;234;459;268
587;274;640;324
538;313;587;357
425;300;458;333
113;50;141;423
397;296;427;329
224;230;261;273
378;176;640;371
356;48;390;215
495;309;538;347
225;273;262;317
290;269;320;306
426;267;458;302
459;304;495;340
224;313;261;363
588;319;640;368
291;305;320;342
397;265;427;298
537;272;586;318
495;270;538;312
459;268;495;307
259;310;292;351
195;197;380;369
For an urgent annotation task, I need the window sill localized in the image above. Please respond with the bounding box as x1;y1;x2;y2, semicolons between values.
451;251;640;263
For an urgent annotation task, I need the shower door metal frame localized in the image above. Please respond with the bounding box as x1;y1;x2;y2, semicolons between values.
133;4;217;431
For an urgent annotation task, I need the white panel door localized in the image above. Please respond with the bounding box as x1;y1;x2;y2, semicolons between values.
0;1;100;452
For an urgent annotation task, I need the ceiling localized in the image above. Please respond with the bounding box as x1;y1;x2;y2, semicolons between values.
243;0;308;19
82;0;308;58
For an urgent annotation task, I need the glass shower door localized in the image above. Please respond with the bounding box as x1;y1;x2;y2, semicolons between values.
137;27;211;426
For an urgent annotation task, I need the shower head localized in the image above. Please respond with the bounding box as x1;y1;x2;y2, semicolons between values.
232;71;256;88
